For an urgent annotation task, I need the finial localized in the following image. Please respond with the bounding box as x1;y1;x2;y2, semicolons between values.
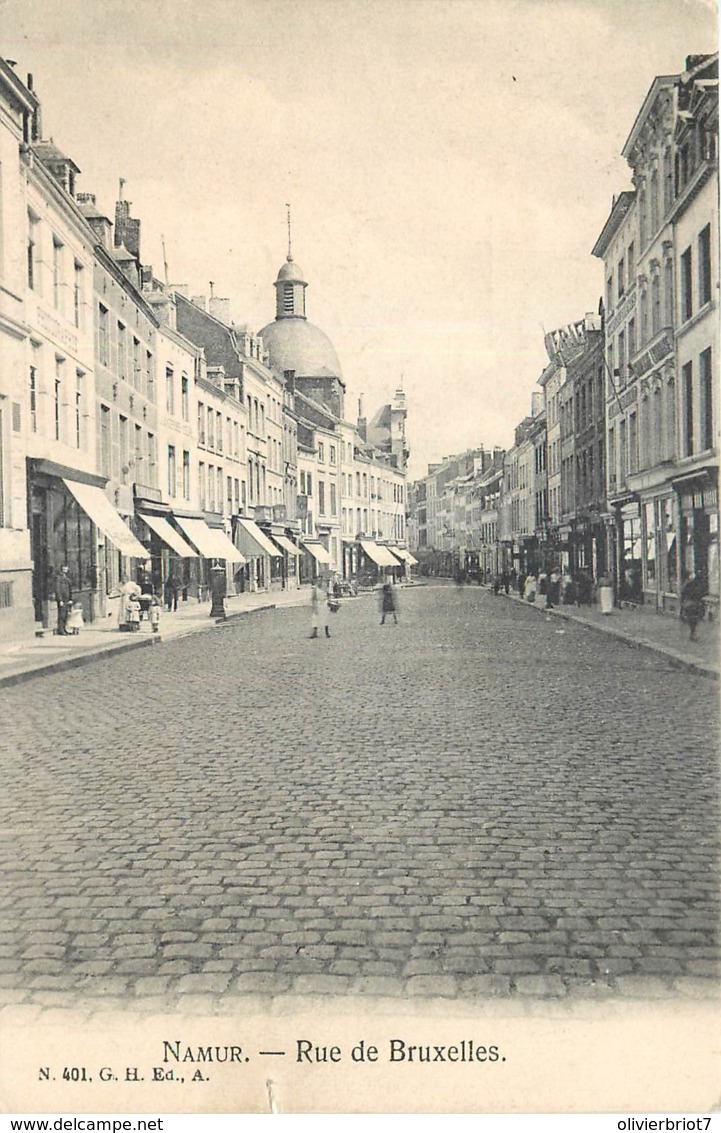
209;281;215;298
119;177;125;200
285;203;292;262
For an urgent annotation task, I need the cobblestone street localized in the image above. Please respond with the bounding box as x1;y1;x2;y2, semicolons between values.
1;585;719;1012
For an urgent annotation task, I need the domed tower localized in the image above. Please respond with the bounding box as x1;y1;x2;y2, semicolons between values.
258;223;346;418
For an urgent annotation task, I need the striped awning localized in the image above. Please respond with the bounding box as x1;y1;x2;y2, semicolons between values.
63;479;150;559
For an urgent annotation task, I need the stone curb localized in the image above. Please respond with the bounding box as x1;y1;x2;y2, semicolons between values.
501;591;719;681
0;603;283;689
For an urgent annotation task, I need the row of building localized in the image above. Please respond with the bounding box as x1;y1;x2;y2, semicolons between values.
0;58;412;643
408;53;719;615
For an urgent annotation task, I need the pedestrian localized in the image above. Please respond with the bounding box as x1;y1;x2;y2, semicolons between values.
54;565;72;635
680;572;706;641
502;570;510;595
524;573;537;603
380;580;398;625
164;571;179;612
310;578;330;638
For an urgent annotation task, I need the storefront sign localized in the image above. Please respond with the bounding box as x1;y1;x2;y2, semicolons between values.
632;332;673;378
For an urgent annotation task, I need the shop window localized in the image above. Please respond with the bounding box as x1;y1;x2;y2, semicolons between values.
644;501;656;584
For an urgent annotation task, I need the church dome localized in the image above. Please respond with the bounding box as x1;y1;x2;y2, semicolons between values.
258;316;342;378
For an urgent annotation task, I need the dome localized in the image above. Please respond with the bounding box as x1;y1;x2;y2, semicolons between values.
258;316;342;378
276;258;306;284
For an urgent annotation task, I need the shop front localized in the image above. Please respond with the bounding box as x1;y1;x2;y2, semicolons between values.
615;499;643;604
639;493;679;611
28;459;150;628
300;538;332;583
234;516;281;592
136;509;199;601
173;514;246;599
674;471;719;613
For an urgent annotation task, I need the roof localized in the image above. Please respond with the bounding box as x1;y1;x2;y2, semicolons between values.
591;190;636;259
258;315;342;379
276;258;307;284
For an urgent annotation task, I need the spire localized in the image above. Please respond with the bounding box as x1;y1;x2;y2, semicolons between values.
286;202;293;262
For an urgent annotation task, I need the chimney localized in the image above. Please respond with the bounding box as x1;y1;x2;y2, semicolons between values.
191;295;207;311
169;283;189;297
357;392;367;441
208;296;231;324
27;73;42;142
283;369;296;395
114;182;141;260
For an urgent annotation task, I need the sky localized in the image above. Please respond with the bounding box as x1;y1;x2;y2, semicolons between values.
4;0;718;478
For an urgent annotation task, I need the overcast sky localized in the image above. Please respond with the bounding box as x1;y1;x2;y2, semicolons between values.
5;0;717;477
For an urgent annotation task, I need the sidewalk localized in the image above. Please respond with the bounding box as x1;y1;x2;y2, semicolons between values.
500;586;720;680
0;587;309;688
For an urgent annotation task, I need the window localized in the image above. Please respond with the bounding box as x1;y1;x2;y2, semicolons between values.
216;411;222;452
617;256;625;300
683;361;694;456
54;358;63;441
147;432;156;486
698;225;712;308
664;260;674;327
627;317;636;361
165;366;174;414
29;363;38;433
330;482;337;515
681;247;693;321
627;241;635;282
119;415;129;482
75;372;83;449
134;424;143;478
98;305;109;366
197;402;205;445
651;275;660;337
181;375;189;421
182;450;190;499
27;213;38;290
146;352;154;400
318;442;325;462
306;472;312;496
207;407;214;449
329;444;336;465
208;464;215;511
628;411;638;474
52;237;63;310
199;462;206;509
617;329;626;381
117;322;127;380
700;348;713;451
73;262;83;328
100;405;112;478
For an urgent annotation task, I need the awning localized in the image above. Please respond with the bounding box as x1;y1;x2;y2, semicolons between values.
175;517;246;563
235;517;282;557
272;534;301;556
62;479;150;559
359;539;399;567
376;545;404;567
140;513;198;558
301;540;332;564
393;548;419;565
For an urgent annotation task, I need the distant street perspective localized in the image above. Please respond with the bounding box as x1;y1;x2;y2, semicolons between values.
1;585;718;1012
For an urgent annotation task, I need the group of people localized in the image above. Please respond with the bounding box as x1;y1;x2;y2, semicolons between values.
309;576;398;639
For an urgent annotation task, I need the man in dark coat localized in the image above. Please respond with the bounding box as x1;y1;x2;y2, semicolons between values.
54;566;72;635
680;573;706;641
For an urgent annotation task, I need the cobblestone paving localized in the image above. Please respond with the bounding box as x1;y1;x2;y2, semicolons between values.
1;585;718;1010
